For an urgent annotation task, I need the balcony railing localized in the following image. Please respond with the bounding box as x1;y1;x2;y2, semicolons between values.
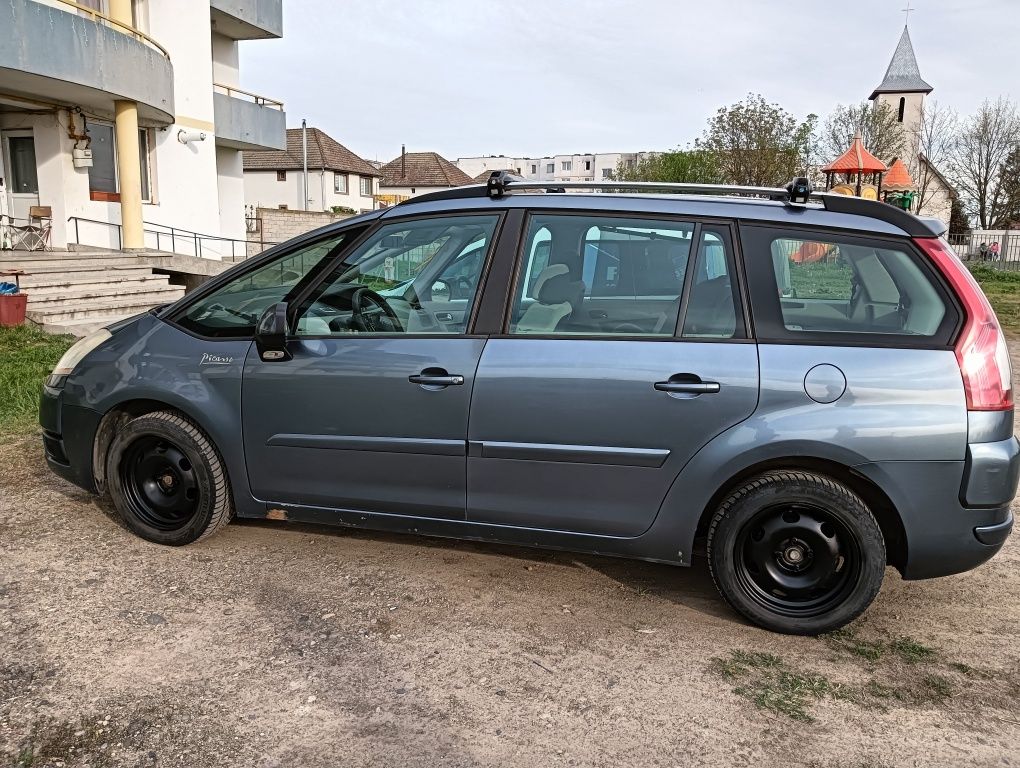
213;83;283;110
50;0;170;60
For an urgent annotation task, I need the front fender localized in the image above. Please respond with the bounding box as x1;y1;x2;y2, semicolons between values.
62;315;259;516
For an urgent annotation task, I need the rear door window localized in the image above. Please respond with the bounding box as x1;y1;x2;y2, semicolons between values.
743;225;956;344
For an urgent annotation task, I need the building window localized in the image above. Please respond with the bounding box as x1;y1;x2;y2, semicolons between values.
7;137;39;194
360;176;373;196
562;161;572;171
898;97;906;123
585;160;591;171
545;163;554;173
277;170;287;181
531;164;537;174
602;168;613;179
87;123;117;198
138;128;152;202
334;172;348;194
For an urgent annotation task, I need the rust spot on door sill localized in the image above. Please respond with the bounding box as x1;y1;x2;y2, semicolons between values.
266;509;288;521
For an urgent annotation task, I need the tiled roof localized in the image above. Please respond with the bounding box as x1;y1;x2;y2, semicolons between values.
378;152;474;187
870;26;933;99
823;134;888;174
242;128;380;177
883;158;916;191
473;170;495;183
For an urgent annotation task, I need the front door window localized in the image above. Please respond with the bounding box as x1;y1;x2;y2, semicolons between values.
293;214;499;336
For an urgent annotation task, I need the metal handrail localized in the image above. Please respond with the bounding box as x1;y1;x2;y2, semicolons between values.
67;216;276;260
213;83;284;110
51;0;171;60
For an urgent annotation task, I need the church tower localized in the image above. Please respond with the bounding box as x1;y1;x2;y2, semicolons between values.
869;25;933;160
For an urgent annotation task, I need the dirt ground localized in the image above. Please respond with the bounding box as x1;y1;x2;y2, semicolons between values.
3;371;1020;767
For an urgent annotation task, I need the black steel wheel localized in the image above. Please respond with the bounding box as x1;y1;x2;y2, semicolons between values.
107;411;233;545
708;471;885;635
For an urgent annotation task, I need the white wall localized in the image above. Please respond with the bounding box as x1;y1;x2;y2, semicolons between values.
244;169;379;213
216;146;245;241
458;152;656;185
211;32;240;88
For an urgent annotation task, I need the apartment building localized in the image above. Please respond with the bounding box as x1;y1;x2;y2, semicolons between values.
243;127;381;214
0;0;286;255
456;152;659;185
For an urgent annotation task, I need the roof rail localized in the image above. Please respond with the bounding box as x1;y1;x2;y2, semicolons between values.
401;171;941;237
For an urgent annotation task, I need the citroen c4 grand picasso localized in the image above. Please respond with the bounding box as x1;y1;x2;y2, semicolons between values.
40;174;1018;635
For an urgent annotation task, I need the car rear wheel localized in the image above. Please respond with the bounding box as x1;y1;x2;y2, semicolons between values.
707;471;885;635
106;411;233;545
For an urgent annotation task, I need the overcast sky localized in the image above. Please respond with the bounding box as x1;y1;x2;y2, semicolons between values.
239;0;1020;164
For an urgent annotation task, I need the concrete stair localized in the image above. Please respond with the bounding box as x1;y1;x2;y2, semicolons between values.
1;250;187;336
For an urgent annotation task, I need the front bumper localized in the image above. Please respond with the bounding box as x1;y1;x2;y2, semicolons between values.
39;384;102;494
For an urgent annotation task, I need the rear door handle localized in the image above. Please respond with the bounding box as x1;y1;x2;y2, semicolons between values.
654;377;721;395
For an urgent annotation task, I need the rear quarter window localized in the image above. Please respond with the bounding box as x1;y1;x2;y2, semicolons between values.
743;225;958;346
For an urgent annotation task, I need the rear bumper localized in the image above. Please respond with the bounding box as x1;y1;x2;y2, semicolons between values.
39;384;102;494
963;437;1020;507
855;457;1016;580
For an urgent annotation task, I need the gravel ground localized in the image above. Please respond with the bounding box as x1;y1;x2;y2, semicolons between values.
3;351;1020;767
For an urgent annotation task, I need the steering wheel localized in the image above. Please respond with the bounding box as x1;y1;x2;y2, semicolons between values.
351;286;402;332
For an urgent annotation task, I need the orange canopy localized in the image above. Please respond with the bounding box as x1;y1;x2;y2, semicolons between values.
823;134;888;174
883;158;916;191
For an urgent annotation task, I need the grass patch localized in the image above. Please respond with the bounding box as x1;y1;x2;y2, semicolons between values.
889;636;937;665
969;265;1020;332
826;628;885;662
0;325;74;438
711;650;852;722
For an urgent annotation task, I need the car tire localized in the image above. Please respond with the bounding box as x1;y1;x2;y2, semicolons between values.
106;410;233;545
707;471;885;635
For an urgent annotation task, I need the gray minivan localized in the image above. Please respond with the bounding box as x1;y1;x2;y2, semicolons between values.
40;175;1019;634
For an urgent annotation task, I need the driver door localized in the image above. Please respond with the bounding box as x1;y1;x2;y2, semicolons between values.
241;213;502;519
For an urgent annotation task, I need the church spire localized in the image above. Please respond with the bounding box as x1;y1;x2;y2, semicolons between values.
869;25;933;100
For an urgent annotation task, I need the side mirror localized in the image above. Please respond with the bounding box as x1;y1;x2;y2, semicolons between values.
255;302;292;362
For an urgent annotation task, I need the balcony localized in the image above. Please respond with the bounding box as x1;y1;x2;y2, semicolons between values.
213;84;286;151
0;0;174;123
210;0;282;40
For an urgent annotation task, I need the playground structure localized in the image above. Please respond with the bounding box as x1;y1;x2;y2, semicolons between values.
821;133;919;212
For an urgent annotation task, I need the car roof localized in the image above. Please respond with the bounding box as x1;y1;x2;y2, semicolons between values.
380;192;916;238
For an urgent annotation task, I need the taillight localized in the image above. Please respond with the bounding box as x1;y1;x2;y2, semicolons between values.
915;237;1013;411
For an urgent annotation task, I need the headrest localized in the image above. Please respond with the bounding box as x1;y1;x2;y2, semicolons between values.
531;264;568;297
538;272;584;305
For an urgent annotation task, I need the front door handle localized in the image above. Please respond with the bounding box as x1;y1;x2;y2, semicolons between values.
409;367;464;388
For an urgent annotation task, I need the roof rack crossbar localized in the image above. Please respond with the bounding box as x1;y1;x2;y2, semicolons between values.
401;171;941;237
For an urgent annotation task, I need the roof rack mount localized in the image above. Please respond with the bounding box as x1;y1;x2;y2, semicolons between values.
484;171;820;203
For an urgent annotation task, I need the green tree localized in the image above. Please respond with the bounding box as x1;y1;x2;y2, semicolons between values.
948;194;971;235
697;94;816;186
612;148;722;184
821;101;905;166
992;145;1020;227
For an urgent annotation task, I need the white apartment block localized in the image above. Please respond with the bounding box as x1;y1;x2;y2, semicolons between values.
457;152;659;185
0;0;286;256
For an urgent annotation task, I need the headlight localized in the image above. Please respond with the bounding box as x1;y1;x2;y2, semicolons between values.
46;329;112;387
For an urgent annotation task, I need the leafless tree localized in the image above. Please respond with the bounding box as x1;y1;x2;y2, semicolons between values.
907;100;958;217
821;101;905;165
949;98;1020;229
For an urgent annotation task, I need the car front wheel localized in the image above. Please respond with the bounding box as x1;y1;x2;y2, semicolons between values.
106;411;233;545
707;471;885;635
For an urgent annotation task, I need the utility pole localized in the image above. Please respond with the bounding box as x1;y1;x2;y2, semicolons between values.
302;119;309;211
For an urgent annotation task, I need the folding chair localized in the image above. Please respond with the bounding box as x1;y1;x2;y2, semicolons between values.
11;206;52;251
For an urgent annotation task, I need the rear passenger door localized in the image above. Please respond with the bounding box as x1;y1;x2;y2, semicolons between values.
466;212;760;537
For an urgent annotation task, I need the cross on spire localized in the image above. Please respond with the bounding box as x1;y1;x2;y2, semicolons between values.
902;1;914;25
